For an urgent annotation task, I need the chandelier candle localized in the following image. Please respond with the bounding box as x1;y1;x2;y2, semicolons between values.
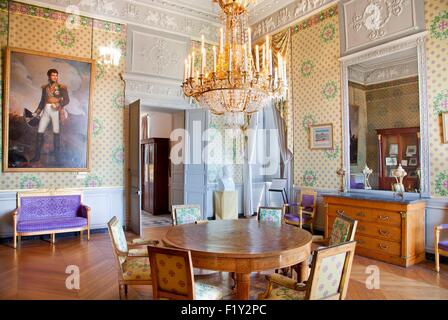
213;46;217;73
255;45;259;72
190;52;195;78
262;44;265;72
181;0;287;116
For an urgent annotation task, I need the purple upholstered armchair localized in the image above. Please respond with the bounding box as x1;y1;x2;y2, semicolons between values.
284;189;317;233
13;191;90;248
434;224;448;272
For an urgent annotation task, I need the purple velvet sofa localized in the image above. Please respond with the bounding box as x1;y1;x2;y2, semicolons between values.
13;191;90;248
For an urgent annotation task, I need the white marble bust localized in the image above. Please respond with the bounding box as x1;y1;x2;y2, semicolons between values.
217;165;235;191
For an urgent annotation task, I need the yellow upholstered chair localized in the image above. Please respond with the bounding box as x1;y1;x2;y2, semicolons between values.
313;212;358;246
107;216;159;298
434;224;448;272
258;206;285;225
288;212;357;278
258;241;356;300
147;246;223;300
284;189;317;233
171;204;203;226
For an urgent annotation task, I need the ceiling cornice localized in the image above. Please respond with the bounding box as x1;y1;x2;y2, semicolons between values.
19;0;221;42
250;0;339;41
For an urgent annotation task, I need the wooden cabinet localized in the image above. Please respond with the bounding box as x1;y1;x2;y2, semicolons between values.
141;138;170;215
377;127;420;192
323;194;426;267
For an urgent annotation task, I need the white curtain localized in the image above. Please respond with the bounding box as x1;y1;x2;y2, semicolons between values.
273;102;293;179
243;113;259;217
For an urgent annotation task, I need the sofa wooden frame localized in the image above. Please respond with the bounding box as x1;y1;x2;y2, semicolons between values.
13;189;90;248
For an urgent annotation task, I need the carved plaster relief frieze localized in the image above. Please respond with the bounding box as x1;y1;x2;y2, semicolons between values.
348;68;365;84
126;79;183;98
340;0;424;55
350;0;409;41
252;0;335;41
132;31;186;79
349;59;418;85
123;72;191;108
364;60;417;84
29;0;220;41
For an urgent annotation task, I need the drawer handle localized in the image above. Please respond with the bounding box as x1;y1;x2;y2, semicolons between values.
378;229;390;237
378;215;390;221
378;243;389;250
356;212;366;217
336;209;345;215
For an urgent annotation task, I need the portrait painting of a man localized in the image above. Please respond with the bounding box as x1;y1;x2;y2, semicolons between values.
3;47;95;171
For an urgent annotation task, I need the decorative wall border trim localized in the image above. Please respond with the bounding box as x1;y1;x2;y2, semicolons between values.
10;1;126;33
291;5;338;34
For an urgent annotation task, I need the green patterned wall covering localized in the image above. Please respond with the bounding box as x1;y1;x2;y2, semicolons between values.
0;1;126;190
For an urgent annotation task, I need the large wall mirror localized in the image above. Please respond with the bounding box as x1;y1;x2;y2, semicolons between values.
341;32;430;197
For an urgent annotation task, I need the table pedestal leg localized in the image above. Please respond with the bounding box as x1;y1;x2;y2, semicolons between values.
297;260;309;283
235;273;250;300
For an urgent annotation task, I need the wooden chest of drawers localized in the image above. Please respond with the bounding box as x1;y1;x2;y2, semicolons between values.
323;194;426;267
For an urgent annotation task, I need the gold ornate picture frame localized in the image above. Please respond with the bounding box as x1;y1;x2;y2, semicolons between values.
3;47;95;172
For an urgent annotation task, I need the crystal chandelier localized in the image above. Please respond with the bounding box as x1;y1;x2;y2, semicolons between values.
182;0;287;121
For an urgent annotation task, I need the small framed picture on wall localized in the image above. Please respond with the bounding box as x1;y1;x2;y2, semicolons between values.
443;112;448;144
309;124;333;149
385;157;397;166
389;143;398;155
405;145;417;157
409;158;418;166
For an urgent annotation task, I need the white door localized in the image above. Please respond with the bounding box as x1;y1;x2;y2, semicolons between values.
128;100;142;236
184;109;207;218
170;111;185;209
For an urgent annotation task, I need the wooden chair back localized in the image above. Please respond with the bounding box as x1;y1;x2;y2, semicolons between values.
171;204;202;226
299;189;317;218
329;212;358;245
305;241;356;300
258;206;285;225
107;216;128;268
147;246;195;300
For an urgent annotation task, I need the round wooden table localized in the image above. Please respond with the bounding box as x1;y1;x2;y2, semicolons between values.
162;219;313;300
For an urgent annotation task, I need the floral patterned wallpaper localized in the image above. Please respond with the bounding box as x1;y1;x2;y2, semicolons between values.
0;1;126;190
291;7;341;190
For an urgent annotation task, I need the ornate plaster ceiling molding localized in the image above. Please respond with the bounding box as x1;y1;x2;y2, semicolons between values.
348;59;418;85
122;72;192;108
131;30;187;80
23;0;220;41
251;0;338;41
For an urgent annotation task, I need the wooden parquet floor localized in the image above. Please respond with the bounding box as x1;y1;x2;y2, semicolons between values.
1;226;448;300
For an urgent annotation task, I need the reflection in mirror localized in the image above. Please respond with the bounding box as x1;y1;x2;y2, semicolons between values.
348;48;420;193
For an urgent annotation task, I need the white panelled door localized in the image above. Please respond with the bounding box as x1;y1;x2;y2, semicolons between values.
128;100;142;236
184;109;207;218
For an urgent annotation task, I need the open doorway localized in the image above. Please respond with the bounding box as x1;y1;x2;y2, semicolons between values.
140;107;185;229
